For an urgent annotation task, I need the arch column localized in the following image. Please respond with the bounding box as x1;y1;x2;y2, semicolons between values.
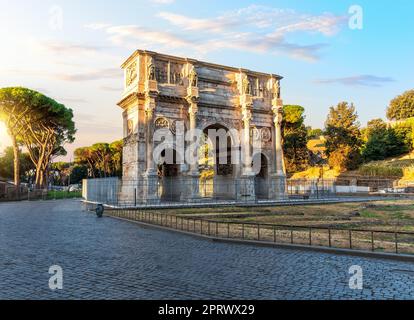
237;76;256;202
269;96;287;200
143;67;161;204
182;73;201;202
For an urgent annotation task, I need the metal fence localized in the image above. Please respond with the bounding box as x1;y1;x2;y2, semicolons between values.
0;188;82;202
81;176;414;208
103;208;414;255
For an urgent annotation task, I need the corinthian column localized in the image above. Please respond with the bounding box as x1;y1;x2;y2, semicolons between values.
237;72;256;202
188;101;199;174
145;97;156;174
143;54;159;204
242;108;252;174
184;65;200;202
272;104;284;175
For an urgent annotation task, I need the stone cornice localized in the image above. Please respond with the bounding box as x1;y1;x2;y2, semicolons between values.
120;49;283;80
117;92;139;110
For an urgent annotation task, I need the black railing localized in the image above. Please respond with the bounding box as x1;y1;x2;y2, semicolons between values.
104;209;414;255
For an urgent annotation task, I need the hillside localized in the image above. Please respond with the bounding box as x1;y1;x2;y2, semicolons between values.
291;152;414;182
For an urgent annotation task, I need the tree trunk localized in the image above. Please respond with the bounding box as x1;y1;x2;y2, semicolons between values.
11;135;21;199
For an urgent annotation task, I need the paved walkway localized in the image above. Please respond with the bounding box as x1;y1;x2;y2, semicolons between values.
0;200;413;300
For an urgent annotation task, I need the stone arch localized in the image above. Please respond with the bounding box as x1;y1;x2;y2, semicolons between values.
199;122;239;200
253;152;270;199
155;147;183;202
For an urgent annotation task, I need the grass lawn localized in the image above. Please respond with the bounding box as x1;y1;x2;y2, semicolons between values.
46;190;82;200
151;199;414;233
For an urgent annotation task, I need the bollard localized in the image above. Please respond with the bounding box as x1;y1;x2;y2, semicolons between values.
96;204;104;218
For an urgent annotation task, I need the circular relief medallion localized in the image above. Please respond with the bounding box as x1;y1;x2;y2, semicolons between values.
261;127;272;142
154;117;170;129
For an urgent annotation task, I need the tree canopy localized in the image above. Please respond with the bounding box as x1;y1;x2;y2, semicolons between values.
386;89;414;121
282;105;309;174
74;140;123;178
0;87;76;188
324;102;362;171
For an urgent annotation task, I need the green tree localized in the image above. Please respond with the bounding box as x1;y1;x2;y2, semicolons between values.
74;140;123;178
109;140;123;177
306;127;323;139
74;147;96;178
69;165;88;184
0;88;76;188
0;146;34;181
282;105;309;174
0;88;32;192
386;89;414;121
325;102;362;171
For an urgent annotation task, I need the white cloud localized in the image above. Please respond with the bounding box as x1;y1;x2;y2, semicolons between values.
158;5;346;36
33;40;103;56
315;75;395;87
86;5;347;61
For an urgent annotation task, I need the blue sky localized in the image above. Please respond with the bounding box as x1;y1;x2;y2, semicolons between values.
0;0;413;159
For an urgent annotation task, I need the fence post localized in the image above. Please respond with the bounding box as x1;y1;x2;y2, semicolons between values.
291;227;294;244
328;229;332;247
395;233;399;254
242;224;245;239
216;222;219;236
274;226;276;243
257;224;260;241
349;230;352;249
200;220;203;234
227;223;230;238
309;228;312;246
371;232;374;252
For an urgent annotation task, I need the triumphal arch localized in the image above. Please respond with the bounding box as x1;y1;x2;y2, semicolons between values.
117;50;286;204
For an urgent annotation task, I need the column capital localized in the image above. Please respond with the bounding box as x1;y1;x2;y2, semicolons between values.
242;108;252;126
272;104;283;126
188;103;198;117
144;80;159;95
240;94;253;108
145;97;156;118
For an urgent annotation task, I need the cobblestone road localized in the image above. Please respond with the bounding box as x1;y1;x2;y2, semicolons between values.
1;200;414;300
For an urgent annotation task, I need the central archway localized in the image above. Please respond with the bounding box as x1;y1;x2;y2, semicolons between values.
253;153;269;199
156;148;181;202
200;123;237;200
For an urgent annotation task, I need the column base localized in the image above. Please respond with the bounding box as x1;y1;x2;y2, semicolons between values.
269;173;287;200
181;172;202;202
143;171;160;204
237;173;257;203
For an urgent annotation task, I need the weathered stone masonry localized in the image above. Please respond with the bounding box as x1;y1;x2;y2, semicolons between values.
117;50;286;204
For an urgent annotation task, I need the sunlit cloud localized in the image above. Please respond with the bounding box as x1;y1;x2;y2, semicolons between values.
87;5;346;61
54;68;123;82
33;40;104;56
158;5;346;35
315;75;395;87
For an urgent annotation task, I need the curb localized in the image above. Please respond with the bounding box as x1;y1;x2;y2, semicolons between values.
108;215;414;263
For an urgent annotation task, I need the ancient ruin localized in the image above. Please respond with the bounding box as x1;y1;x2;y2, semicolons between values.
117;50;286;204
